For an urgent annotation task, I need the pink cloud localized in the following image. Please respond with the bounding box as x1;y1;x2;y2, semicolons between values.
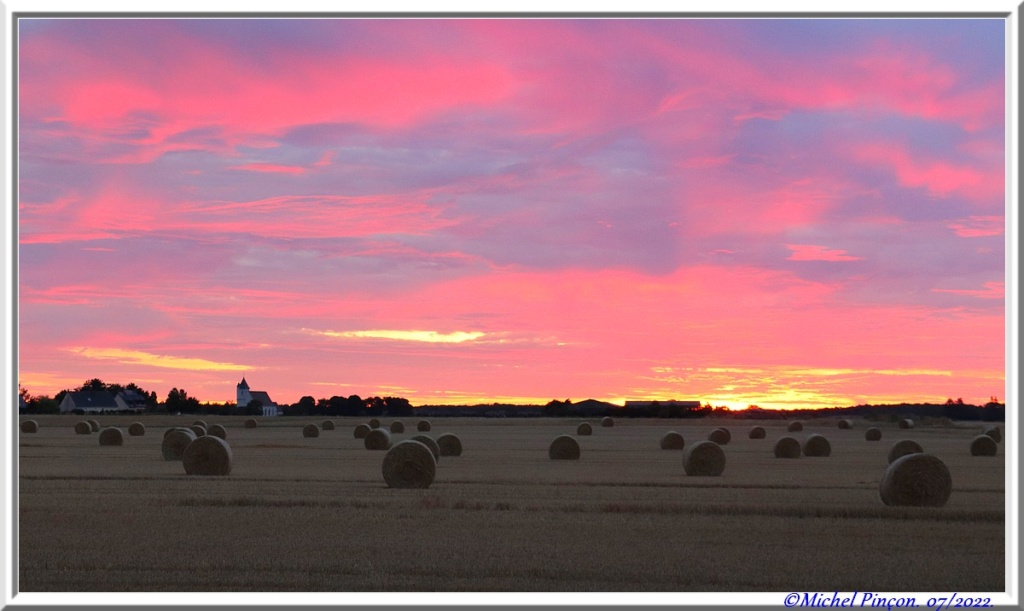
932;281;1005;300
948;216;1004;238
786;244;863;262
227;163;308;175
852;142;1003;202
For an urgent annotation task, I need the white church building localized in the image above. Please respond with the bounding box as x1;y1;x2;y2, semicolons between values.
236;377;280;417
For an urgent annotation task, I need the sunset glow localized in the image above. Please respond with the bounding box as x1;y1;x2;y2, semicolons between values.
17;18;1006;409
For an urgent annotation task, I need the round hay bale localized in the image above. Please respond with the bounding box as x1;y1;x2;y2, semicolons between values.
787;421;803;432
683;440;726;476
707;427;731;445
549;435;581;460
659;431;685;450
437;433;463;457
182;435;233;476
382;440;436;488
303;424;320;438
865;427;882;441
417;420;431;432
410;434;441;461
193;420;207;428
244;418;258;429
21;420;39;434
390;421;405;434
74;421;92;435
577;422;593;436
838;419;853;430
970;434;997;457
803;434;832;457
364;428;392;451
982;426;1001;443
164;426;191;438
189;424;207;437
87;419;100;433
128;422;145;436
898;418;914;429
600;416;614;428
98;427;124;446
208;424;227;440
879;453;952;507
748;426;766;439
888;439;924;464
368;418;381;429
774;436;801;458
321;420;335;431
162;429;197;460
353;423;371;439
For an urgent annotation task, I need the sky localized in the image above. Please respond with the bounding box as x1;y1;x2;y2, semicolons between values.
16;18;1007;409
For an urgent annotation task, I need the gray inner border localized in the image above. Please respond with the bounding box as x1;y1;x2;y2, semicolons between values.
5;9;1021;611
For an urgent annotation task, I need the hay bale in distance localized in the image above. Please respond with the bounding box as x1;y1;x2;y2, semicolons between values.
364;428;392;451
417;420;431;432
410;434;441;461
354;423;371;439
98;427;124;446
21;420;39;434
162;429;197;460
803;434;832;457
888;439;924;464
898;418;914;429
437;433;463;457
970;435;998;457
865;427;882;441
382;440;436;488
707;427;731;445
549;435;581;460
601;416;614;428
87;419;100;433
193;420;207;428
748;426;766;439
774;436;801;458
683;440;726;476
208;424;227;440
838;419;853;430
322;420;335;431
879;453;952;507
982;426;1001;443
390;421;405;434
577;422;593;436
659;431;685;450
368;418;381;429
303;424;320;438
74;421;92;435
244;418;258;429
128;422;145;436
164;426;191;438
787;421;803;432
189;424;207;437
183;435;233;476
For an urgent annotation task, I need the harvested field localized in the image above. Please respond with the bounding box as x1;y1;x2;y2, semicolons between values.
17;415;1004;593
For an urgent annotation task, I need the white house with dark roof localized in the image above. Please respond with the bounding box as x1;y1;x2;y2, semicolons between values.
60;390;121;413
236;377;280;416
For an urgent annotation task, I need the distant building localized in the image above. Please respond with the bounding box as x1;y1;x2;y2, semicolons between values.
237;377;279;416
115;390;149;412
60;391;121;414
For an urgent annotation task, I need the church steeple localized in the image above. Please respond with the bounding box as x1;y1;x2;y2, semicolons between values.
238;377;249;389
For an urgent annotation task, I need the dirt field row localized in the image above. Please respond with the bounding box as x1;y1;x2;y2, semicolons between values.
17;415;1005;592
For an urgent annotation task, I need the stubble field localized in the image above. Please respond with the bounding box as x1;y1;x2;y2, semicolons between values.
17;415;1005;592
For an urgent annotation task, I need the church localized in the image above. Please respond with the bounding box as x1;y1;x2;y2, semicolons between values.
236;377;280;417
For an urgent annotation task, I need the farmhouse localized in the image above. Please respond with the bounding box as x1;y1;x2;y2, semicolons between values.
60;390;149;413
237;377;280;417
